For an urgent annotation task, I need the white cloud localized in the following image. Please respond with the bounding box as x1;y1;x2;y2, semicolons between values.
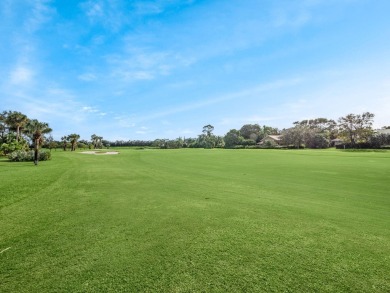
82;106;99;113
9;66;34;85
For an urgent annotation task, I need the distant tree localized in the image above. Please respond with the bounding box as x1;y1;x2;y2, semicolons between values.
78;142;87;149
45;135;56;152
338;112;375;146
199;125;216;148
67;134;80;151
91;134;98;148
370;134;390;148
294;118;337;139
26;119;52;165
281;126;306;148
382;126;390;129
224;129;242;148
0;111;7;142
304;132;329;149
49;141;58;151
242;139;256;146
97;136;103;148
202;124;214;137
197;134;213;148
262;125;280;135
282;124;330;149
91;134;103;149
214;136;225;148
102;139;110;148
61;136;68;151
240;124;261;141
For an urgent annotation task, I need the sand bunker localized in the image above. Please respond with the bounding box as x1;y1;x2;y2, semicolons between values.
80;151;119;155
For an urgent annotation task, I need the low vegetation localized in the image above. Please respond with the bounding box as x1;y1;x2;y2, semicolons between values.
7;150;51;162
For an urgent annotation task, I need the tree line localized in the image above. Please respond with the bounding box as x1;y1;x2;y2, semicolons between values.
2;110;390;160
144;113;390;150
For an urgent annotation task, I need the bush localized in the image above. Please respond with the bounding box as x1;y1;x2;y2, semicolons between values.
0;138;29;155
286;145;305;149
336;143;372;149
7;150;52;162
245;145;261;149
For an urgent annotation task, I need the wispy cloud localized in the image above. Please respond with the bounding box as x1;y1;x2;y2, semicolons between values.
78;73;97;81
106;50;175;82
135;126;151;135
133;2;163;15
9;66;34;85
128;77;304;123
82;106;99;113
114;115;136;128
80;0;127;32
24;0;56;33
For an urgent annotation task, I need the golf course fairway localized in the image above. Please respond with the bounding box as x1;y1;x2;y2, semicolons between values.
1;148;389;292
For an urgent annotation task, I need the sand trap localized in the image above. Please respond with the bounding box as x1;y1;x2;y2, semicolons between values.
80;151;119;155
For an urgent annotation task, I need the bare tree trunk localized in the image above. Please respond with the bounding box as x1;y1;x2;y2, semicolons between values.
34;139;39;165
17;126;20;141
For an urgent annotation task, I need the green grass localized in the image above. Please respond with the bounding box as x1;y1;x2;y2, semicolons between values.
1;148;389;292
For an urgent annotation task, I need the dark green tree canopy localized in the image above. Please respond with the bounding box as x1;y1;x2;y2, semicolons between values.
240;124;261;140
224;129;242;148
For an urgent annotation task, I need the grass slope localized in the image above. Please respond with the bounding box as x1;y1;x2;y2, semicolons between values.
1;149;389;292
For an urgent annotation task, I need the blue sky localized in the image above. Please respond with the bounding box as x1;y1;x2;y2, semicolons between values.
1;0;390;141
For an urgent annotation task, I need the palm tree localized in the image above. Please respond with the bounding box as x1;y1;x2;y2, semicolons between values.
91;134;98;149
26;119;52;165
97;136;103;148
0;111;6;142
61;136;68;151
5;111;29;141
67;134;80;151
91;134;103;149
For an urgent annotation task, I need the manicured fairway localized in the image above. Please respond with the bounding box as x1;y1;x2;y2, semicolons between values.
1;149;389;292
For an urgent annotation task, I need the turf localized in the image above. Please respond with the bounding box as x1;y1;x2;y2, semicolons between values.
1;148;389;292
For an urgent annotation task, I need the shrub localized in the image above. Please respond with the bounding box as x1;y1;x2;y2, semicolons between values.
336;142;372;149
0;137;29;155
7;150;51;162
245;145;261;149
286;145;305;149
